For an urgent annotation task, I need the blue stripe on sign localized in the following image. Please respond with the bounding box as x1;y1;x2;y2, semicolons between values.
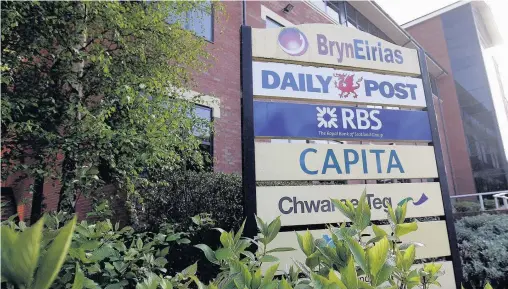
254;101;432;142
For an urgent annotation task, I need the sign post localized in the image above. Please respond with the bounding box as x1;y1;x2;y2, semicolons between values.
418;48;463;287
241;23;462;288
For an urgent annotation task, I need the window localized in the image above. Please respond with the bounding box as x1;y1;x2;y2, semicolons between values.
169;1;213;42
194;105;213;168
266;17;284;28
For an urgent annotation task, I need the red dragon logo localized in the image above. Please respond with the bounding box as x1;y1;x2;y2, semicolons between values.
334;73;363;98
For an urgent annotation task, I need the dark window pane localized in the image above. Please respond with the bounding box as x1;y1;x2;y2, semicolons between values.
168;1;213;41
266;17;284;28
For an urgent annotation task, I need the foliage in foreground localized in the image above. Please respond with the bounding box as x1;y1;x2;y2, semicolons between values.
1;215;77;289
194;192;446;289
2;211;203;289
456;214;508;289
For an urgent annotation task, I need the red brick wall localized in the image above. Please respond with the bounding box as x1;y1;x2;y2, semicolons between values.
407;17;476;195
202;1;334;174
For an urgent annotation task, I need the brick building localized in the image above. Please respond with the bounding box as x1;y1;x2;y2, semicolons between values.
4;0;506;220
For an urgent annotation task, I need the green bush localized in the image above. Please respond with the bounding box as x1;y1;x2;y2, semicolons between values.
131;170;243;282
134;171;243;231
453;201;481;213
456;214;508;289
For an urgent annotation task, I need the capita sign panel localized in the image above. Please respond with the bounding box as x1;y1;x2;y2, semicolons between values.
254;101;432;141
253;61;426;108
255;143;438;181
252;24;421;75
256;183;444;226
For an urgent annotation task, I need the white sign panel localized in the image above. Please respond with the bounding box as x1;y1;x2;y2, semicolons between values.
256;183;444;226
252;24;421;75
255;143;438;181
262;221;450;272
252;61;426;108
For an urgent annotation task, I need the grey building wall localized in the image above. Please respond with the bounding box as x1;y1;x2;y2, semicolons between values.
441;3;508;192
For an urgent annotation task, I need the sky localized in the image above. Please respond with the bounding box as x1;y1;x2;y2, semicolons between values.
376;0;508;160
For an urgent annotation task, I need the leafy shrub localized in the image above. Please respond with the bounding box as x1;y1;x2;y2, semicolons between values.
456;214;508;289
454;201;481;213
484;199;497;210
2;211;198;289
1;215;77;289
134;171;243;231
131;170;243;282
195;192;447;289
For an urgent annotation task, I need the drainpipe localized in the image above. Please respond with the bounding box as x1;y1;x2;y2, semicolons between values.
242;0;246;25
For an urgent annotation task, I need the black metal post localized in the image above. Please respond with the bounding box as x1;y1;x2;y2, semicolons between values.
418;48;463;289
240;26;257;238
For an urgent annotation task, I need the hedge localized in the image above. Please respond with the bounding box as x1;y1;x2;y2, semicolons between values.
455;213;508;289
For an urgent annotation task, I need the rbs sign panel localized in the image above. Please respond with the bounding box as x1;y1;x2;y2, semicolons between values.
253;61;426;108
255;143;438;181
254;101;432;141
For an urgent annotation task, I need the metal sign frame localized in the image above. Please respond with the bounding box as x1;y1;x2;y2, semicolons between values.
241;25;462;288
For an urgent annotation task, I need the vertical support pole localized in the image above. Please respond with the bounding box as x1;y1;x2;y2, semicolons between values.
479;195;485;211
418;48;462;289
241;26;257;238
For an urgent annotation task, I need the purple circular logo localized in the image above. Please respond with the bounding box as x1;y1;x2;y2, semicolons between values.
278;28;308;56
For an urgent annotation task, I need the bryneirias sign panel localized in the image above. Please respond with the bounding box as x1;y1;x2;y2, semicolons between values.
256;183;444;226
254;101;432;141
262;222;450;272
255;143;438;181
252;24;421;75
252;61;426;107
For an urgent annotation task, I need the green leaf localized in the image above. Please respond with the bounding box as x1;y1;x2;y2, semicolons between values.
72;263;85;289
366;236;389;277
371;263;394;286
331;198;355;221
355;190;371;231
484;283;493;289
195;244;219;264
402;245;416;271
234;219;247;244
327;269;347;289
220;231;234;248
32;216;77;289
371;224;387;237
340;230;367;273
259;255;279;262
215;248;234;260
339;257;358;289
394;222;418;238
251;269;262;289
386;205;397;225
182;262;198;276
260;263;279;288
266;247;295;253
233;263;252;289
266;217;281;243
297;231;315;256
278;278;293;289
255;215;269;237
1;215;44;288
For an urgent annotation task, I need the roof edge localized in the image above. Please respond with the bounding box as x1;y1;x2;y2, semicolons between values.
402;0;469;28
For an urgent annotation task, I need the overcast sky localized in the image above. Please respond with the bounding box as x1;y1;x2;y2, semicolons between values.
376;0;508;159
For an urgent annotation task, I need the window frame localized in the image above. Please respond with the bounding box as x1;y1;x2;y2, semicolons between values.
194;104;214;168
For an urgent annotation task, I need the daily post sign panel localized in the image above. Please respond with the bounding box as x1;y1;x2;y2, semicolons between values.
252;61;426;108
255;143;438;181
254;101;432;141
263;221;451;271
251;24;421;75
256;183;444;226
